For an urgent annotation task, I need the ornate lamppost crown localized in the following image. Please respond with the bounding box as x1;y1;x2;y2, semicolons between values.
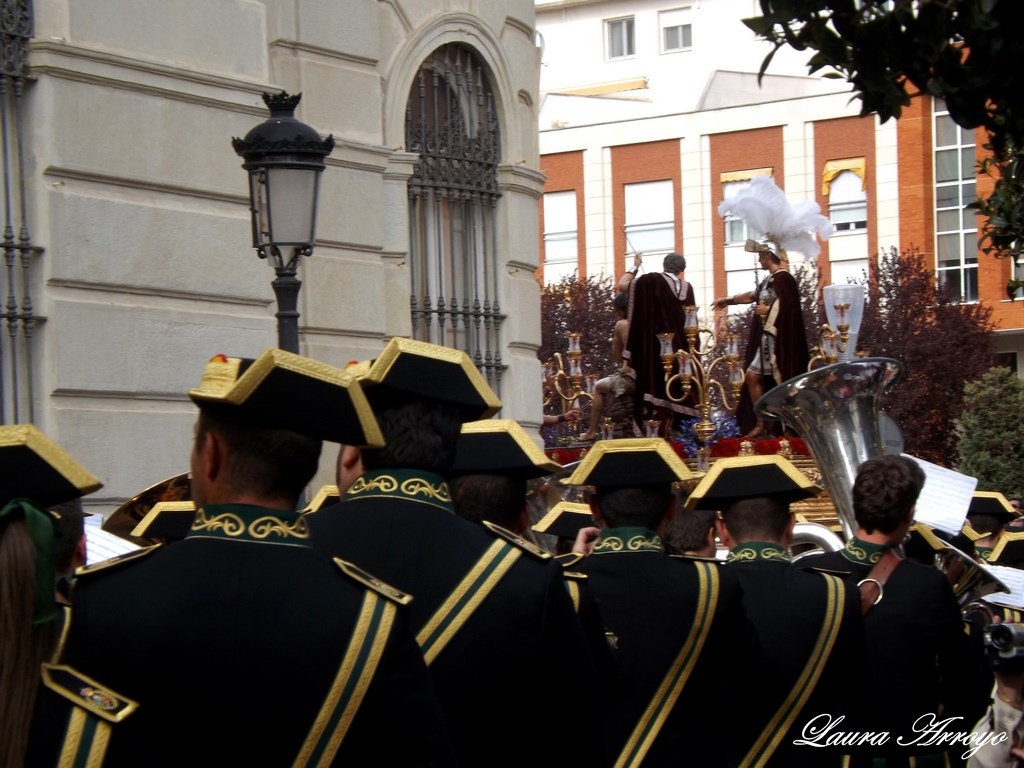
231;91;335;270
232;91;334;354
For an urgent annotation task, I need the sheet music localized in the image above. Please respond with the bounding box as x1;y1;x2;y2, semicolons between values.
903;453;977;536
983;565;1024;610
85;516;141;565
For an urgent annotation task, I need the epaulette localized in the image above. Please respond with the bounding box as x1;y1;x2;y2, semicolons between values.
669;553;722;564
74;543;163;578
41;664;138;722
555;551;585;569
800;565;852;577
482;520;552;561
334;558;413;605
563;570;588;582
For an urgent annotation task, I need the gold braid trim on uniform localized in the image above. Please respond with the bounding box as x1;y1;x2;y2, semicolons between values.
616;561;720;768
191;508;310;541
347;470;452;507
294;592;396;768
400;476;451;502
566;579;581;613
727;544;790;563
595;536;624;553
742;574;846;767
593;528;663;554
417;539;522;666
841;538;886;565
351;474;399;494
57;708;112;768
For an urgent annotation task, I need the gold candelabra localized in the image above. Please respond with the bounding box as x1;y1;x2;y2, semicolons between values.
544;331;594;416
661;308;744;449
808;324;840;368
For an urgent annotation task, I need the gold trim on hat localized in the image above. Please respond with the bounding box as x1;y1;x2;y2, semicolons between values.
191;356;242;398
360;338;502;418
129;501;196;538
460;418;562;475
684;454;820;510
962;522;983;542
188;348;384;448
561;437;694;487
301;484;341;514
990;530;1024;562
532;501;593;534
972;490;1019;518
910;522;946;552
0;424;103;497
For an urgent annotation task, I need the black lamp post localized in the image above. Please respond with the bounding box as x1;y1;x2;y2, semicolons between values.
232;92;334;353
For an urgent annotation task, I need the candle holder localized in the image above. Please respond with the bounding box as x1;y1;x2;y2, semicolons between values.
661;307;744;454
809;285;867;368
546;330;594;421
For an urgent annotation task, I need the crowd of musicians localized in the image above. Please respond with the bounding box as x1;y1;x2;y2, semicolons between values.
2;337;1022;767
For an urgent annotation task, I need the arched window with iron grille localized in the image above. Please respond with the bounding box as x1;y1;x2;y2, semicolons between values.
405;43;505;395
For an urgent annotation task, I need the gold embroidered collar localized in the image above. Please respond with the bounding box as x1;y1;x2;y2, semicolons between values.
188;504;310;547
977;546;994;562
841;537;890;565
345;469;453;512
727;542;790;564
593;527;664;554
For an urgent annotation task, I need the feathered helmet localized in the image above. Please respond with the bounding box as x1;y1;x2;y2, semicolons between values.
717;175;832;263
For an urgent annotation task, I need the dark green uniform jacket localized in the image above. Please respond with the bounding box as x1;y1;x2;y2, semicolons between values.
573;527;752;767
801;538;990;765
307;469;605;768
727;542;868;768
29;504;454;767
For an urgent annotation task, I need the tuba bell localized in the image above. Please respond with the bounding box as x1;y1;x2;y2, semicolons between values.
755;358;902;540
790;521;845;560
755;359;1011;601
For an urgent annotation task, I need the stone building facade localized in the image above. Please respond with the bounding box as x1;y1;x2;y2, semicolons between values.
2;0;544;513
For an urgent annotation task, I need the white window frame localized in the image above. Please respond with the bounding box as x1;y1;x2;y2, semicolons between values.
543;191;579;285
722;179;764;246
624;180;675;267
605;16;635;60
932;97;978;303
828;170;868;234
660;8;693;54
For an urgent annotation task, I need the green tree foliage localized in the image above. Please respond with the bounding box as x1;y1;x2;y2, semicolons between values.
539;272;617;415
955;367;1024;498
745;0;1024;260
857;246;995;465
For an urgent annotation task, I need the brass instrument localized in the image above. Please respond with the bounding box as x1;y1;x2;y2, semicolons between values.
756;358;1010;601
790;521;845;561
755;358;903;540
103;472;192;545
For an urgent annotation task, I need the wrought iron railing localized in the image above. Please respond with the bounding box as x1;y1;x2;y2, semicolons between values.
0;0;36;424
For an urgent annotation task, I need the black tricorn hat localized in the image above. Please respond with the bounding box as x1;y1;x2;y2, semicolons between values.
130;501;196;541
990;531;1024;566
532;501;595;540
452;419;562;480
685;455;820;511
562;438;693;488
0;424;102;508
352;338;501;422
188;349;384;447
967;492;1020;528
